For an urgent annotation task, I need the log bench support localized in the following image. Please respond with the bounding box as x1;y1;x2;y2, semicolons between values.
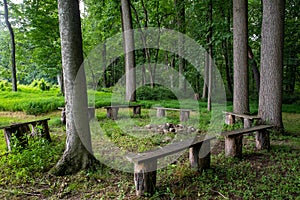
104;105;142;120
1;118;51;151
58;107;95;124
155;107;191;122
221;125;273;158
128;136;215;196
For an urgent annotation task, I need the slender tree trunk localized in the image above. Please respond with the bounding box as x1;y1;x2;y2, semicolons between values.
3;0;17;92
259;0;285;130
175;0;186;91
202;52;209;100
52;0;99;176
248;46;260;94
207;0;213;111
121;0;136;102
233;0;249;114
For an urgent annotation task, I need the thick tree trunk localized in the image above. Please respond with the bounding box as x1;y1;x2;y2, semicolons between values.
259;0;285;130
52;0;99;176
233;0;249;114
3;0;17;92
121;0;136;102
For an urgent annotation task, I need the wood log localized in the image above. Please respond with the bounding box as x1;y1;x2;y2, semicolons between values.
134;160;157;196
225;135;243;158
156;109;165;118
189;140;210;171
225;114;235;125
88;107;95;120
255;129;270;150
106;107;119;120
133;106;141;116
244;118;252;128
180;110;190;122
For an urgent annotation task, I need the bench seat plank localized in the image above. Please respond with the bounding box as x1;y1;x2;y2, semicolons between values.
220;124;273;137
127;135;216;163
223;111;261;120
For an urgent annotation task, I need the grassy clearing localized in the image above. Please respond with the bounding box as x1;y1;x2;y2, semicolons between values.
0;106;299;199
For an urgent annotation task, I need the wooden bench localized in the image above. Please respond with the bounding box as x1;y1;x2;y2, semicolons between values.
220;124;273;158
103;105;142;120
154;107;191;122
58;107;95;124
126;135;215;196
223;111;261;128
0;118;51;151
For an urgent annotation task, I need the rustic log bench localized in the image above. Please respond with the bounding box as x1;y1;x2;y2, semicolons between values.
103;105;142;120
0;118;51;151
154;107;191;122
58;107;95;124
223;111;261;128
220;124;274;158
126;135;215;196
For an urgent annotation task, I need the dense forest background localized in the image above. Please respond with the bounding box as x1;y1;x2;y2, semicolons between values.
0;0;299;102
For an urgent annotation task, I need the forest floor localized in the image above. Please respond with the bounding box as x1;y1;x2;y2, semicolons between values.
0;110;299;199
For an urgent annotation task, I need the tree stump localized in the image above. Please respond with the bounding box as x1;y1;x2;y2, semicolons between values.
225;114;235;125
156;109;165;118
180;110;190;122
255;129;270;150
189;140;211;171
133;106;141;116
106;107;119;120
88;107;95;120
134;160;157;196
225;135;243;158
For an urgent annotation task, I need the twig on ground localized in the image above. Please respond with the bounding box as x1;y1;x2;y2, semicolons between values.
209;189;229;199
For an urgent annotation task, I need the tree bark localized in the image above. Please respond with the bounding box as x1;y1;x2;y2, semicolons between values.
259;0;285;130
248;46;260;94
3;0;17;92
121;0;136;102
52;0;99;176
207;0;213;111
233;0;249;114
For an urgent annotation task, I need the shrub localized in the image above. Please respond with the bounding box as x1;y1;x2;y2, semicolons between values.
30;79;51;91
136;85;177;100
0;80;12;91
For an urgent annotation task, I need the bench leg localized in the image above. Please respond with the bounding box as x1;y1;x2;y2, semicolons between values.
180;111;190;122
189;140;211;171
106;108;119;120
243;118;252;128
4;125;30;151
255;130;270;150
225;114;235;125
134;160;157;196
133;106;141;116
156;109;165;118
225;135;243;158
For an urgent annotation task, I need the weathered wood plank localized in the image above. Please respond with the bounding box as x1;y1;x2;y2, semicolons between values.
220;125;273;137
223;111;261;120
0;118;50;129
153;107;191;112
126;135;216;163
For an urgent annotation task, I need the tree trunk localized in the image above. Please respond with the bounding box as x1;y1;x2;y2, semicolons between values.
207;0;213;111
3;0;17;92
121;0;136;102
202;52;209;100
175;0;186;91
248;46;260;94
259;0;285;130
233;0;249;114
52;0;99;176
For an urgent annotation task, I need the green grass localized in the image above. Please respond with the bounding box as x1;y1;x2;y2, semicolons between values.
0;89;299;199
